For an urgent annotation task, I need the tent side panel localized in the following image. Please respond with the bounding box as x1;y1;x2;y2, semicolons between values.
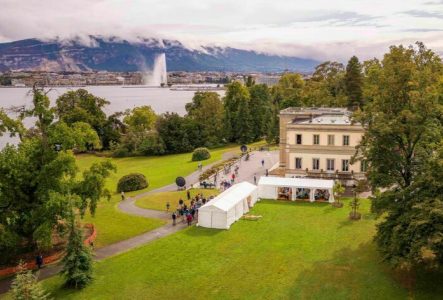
197;210;213;228
259;186;277;199
212;212;228;229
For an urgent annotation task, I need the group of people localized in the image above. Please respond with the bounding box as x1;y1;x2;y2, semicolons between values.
170;192;215;226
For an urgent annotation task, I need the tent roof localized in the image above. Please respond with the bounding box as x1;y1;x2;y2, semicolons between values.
258;176;334;189
200;181;257;212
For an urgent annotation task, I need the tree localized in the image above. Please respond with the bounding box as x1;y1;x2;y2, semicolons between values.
249;84;271;140
306;61;347;107
344;56;364;110
55;89;110;148
186;92;224;146
332;181;345;208
355;42;443;268
118;106;158;154
223;82;252;143
0;87;115;264
156;113;194;153
123;106;156;132
235;95;254;144
61;220;93;289
11;261;50;300
275;73;304;109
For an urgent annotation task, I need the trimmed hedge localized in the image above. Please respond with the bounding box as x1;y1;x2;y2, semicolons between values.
117;173;148;192
192;147;211;161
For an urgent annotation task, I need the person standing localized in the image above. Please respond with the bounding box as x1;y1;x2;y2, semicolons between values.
261;159;265;167
172;212;177;226
186;213;193;226
266;169;269;177
187;190;191;201
254;174;257;185
36;254;43;269
166;202;170;212
121;191;125;201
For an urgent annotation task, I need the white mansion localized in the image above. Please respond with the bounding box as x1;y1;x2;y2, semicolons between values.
277;107;366;186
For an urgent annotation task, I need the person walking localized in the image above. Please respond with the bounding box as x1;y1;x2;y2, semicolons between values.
187;190;191;201
36;254;43;269
166;202;170;212
172;212;177;226
261;159;265;167
186;213;193;226
266;169;269;177
121;191;125;201
254;174;257;185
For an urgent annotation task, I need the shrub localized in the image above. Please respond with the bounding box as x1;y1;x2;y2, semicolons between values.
117;173;148;192
192;147;211;161
11;261;50;299
112;146;130;158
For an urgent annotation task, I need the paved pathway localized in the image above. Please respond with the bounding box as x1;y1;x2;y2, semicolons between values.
0;150;278;295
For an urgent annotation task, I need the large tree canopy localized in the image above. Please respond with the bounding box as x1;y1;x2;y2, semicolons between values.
0;87;115;264
356;42;443;269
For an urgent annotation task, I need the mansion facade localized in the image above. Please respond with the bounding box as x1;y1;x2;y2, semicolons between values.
277;107;366;186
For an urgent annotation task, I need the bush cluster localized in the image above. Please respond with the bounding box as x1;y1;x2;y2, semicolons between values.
117;173;148;192
192;147;211;161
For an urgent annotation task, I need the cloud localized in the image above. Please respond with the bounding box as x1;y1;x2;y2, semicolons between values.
0;0;442;61
402;9;443;19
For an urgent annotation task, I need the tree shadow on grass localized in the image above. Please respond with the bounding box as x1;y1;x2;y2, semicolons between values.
288;242;443;299
288;242;411;299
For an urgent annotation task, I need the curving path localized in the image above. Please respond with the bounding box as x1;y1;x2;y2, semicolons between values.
0;150;278;295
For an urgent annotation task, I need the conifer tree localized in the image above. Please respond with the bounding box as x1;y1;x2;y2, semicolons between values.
11;261;50;300
344;56;363;110
61;220;93;289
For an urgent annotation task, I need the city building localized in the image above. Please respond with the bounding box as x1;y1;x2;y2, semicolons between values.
277;107;366;186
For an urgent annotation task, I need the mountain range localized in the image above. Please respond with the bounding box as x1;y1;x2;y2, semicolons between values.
0;36;319;73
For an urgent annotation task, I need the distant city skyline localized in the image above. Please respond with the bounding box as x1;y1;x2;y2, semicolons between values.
1;0;443;61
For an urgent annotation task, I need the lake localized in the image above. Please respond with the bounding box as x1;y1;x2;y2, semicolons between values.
0;85;225;148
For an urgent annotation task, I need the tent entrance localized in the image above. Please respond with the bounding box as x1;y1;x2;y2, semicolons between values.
314;189;330;202
277;187;292;200
295;188;311;201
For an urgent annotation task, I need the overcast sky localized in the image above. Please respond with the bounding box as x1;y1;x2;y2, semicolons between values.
1;0;443;61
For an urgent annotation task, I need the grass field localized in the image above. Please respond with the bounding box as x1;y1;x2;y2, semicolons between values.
74;144;248;247
135;188;220;211
40;198;443;299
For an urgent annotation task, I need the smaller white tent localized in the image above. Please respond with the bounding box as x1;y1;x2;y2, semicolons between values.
198;181;258;229
258;176;335;203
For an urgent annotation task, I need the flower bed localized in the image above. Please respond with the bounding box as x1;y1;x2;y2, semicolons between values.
199;156;239;181
0;224;96;277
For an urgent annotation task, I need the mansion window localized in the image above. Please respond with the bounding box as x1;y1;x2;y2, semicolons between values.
326;159;335;171
360;160;367;172
296;134;302;145
343;135;350;146
313;134;320;145
312;158;320;170
342;159;350;172
327;135;335;146
295;158;302;169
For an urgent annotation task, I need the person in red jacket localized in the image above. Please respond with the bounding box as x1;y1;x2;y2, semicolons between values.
186;213;193;226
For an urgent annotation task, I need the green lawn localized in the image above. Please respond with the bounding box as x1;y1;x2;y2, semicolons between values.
135;188;220;211
74;144;244;247
40;198;442;299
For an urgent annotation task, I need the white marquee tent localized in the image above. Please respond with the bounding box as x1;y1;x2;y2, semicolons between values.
258;176;335;203
197;181;258;229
